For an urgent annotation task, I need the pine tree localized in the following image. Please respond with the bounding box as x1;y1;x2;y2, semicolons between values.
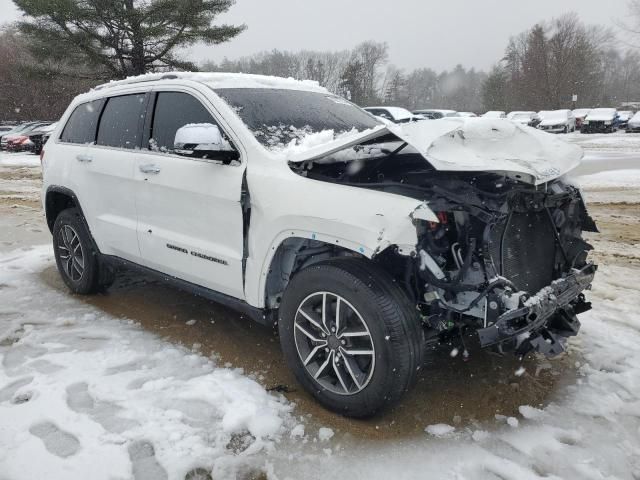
13;0;246;78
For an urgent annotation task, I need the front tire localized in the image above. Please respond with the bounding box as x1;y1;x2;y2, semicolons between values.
278;258;423;417
53;208;114;294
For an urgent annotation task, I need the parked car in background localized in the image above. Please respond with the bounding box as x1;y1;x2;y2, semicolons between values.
572;109;591;129
581;108;619;133
617;111;634;130
0;125;16;136
4;122;52;152
482;111;506;119
507;111;539;127
28;122;58;155
413;109;458;119
537;110;576;133
456;112;477;117
1;122;48;150
364;106;422;123
626;111;640;132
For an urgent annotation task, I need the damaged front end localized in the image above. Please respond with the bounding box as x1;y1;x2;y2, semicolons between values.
412;175;597;357
287;119;597;357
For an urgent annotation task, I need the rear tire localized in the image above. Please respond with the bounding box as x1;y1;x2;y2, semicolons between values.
278;257;423;417
52;208;114;294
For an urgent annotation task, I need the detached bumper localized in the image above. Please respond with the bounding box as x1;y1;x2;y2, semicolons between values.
477;263;597;356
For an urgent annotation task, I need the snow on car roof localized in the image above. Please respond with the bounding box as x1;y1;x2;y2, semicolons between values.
94;71;328;93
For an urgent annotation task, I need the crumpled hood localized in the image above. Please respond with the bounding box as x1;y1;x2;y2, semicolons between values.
287;118;583;185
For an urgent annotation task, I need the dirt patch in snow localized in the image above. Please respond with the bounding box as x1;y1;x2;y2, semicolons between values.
38;263;578;440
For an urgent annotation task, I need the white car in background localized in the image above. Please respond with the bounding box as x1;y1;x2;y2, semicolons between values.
617;110;634;129
482;111;507;119
507;111;539;126
412;109;458;119
537;110;576;133
456;112;477;118
581;108;619;133
626;111;640;133
363;106;422;124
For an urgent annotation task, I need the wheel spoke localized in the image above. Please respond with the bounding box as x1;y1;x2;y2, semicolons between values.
65;256;74;277
333;358;350;393
314;351;333;380
340;347;374;356
303;344;326;366
338;330;370;338
335;296;342;334
72;256;84;273
321;293;329;332
341;354;362;389
298;308;327;335
295;322;324;343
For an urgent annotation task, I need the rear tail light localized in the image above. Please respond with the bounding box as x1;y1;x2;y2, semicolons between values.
40;149;45;165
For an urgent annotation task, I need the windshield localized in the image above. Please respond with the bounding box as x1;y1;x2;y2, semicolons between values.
214;88;380;150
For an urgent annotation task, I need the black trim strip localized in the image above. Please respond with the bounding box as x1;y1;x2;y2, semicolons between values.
103;254;272;327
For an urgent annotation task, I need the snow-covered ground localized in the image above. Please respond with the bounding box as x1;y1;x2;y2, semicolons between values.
0;246;295;480
1;136;640;479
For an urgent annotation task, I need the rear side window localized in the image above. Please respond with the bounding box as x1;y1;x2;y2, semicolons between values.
60;99;105;144
96;94;146;149
150;92;217;151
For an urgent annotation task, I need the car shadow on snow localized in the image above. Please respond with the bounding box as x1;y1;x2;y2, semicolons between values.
40;265;579;441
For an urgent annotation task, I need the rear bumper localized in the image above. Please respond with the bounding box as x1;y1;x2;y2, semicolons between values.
477;263;597;356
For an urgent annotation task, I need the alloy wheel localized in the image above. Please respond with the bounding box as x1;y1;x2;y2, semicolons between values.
293;292;375;395
57;224;85;282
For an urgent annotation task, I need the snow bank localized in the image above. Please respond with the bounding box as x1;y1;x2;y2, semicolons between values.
0;152;40;167
0;246;293;480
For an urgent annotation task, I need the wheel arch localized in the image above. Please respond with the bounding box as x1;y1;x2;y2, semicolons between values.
258;234;369;311
45;186;83;233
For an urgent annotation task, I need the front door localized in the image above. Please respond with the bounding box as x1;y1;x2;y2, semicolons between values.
134;90;246;300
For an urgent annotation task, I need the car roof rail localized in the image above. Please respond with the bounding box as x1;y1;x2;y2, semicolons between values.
93;73;184;91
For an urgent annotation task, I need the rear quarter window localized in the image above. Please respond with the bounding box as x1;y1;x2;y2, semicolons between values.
59;99;105;144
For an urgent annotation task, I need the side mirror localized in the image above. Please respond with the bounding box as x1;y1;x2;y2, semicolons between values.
174;123;238;162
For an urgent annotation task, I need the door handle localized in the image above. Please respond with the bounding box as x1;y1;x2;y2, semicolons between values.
76;154;93;163
139;164;161;174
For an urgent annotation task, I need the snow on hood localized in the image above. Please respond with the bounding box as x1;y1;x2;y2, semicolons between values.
537;110;571;126
287;118;583;185
585;108;617;122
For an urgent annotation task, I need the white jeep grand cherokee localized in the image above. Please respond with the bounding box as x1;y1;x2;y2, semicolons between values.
41;72;597;417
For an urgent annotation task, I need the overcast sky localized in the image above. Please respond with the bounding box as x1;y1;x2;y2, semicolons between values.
0;0;628;72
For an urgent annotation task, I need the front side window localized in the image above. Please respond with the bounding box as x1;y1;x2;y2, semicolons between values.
148;92;238;162
214;88;380;150
60;99;105;144
96;94;146;149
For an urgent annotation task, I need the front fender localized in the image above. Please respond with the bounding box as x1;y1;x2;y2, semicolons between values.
243;170;438;308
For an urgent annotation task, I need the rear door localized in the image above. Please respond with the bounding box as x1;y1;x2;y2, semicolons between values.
134;88;246;299
74;92;148;261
